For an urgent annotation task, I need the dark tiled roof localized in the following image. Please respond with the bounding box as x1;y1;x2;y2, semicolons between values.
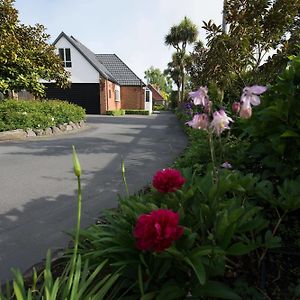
96;54;145;86
53;32;116;83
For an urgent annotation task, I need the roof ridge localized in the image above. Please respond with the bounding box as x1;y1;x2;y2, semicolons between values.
53;32;118;83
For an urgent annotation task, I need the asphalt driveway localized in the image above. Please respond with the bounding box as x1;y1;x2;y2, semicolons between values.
0;112;187;281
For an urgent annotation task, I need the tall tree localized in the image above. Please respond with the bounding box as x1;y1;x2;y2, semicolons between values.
0;0;69;97
189;0;300;96
165;16;198;103
144;66;172;97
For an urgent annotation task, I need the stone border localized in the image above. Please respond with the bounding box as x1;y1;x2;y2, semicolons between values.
0;120;86;141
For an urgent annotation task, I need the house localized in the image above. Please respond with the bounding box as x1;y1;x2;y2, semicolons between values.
147;84;165;106
44;32;152;114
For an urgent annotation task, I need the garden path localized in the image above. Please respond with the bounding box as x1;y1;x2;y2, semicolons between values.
0;112;187;281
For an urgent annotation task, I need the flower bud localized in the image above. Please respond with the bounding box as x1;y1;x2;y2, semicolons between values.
72;145;81;177
239;105;252;119
232;102;241;114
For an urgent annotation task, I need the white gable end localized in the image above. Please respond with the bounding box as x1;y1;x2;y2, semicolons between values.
55;36;100;83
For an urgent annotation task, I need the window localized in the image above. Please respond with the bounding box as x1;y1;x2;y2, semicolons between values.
109;89;112;98
115;86;120;102
58;48;72;68
145;90;150;102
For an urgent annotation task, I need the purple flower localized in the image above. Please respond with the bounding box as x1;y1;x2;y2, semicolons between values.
210;110;233;136
189;87;209;106
239;85;267;119
185;113;209;130
184;102;193;110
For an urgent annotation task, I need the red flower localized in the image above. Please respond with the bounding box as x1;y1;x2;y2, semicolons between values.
134;209;184;252
152;168;185;193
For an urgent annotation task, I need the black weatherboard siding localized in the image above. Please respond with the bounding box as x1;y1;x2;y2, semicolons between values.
44;83;100;114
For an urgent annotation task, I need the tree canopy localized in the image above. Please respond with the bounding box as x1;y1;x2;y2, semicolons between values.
144;66;172;98
0;0;69;97
165;16;198;103
188;0;300;97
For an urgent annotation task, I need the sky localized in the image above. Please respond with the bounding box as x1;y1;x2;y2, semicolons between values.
14;0;224;81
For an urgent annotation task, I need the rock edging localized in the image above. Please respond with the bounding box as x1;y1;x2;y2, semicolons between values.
0;120;86;141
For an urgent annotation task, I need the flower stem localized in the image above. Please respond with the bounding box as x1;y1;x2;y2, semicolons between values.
208;130;218;182
68;170;82;293
121;158;129;197
258;211;286;266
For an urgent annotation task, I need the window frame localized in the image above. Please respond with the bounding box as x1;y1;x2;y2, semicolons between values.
58;48;72;68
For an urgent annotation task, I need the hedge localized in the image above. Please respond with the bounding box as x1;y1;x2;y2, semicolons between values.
0;99;86;132
124;109;150;115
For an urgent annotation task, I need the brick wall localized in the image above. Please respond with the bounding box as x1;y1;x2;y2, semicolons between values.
121;86;144;110
100;79;121;114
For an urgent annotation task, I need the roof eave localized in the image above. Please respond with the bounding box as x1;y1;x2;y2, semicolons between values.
53;32;117;82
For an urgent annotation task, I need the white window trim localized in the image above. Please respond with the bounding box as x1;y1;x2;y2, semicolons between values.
115;86;120;102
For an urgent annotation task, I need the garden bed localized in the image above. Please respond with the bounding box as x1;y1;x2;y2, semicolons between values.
0;99;86;133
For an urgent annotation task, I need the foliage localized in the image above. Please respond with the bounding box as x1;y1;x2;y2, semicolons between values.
188;0;300;98
165;17;198;103
0;99;86;131
0;0;69;96
124;109;150;115
144;66;173;97
77;168;273;299
153;104;165;111
106;109;125;116
237;52;300;180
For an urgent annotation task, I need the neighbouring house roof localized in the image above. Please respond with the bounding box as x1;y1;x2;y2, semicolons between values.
53;32;145;86
96;54;145;86
147;84;164;101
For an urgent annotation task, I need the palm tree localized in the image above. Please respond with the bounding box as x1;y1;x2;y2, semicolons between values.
165;17;198;103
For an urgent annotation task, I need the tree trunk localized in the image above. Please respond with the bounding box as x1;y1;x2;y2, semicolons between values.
177;84;181;107
181;70;185;104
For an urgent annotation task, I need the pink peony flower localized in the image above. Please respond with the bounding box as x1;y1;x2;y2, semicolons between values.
134;209;184;252
185;113;209;130
189;87;209;106
152;168;185;193
210;110;233;136
239;85;267;119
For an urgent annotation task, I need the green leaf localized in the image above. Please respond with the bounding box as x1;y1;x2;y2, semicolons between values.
192;280;241;299
185;256;206;285
141;292;158;300
280;130;300;138
227;242;257;256
156;285;186;300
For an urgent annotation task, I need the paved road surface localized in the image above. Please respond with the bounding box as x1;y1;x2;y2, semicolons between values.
0;113;187;281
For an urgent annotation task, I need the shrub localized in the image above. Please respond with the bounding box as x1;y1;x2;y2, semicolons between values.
153;104;165;111
0;99;86;132
124;109;150;115
106;109;125;116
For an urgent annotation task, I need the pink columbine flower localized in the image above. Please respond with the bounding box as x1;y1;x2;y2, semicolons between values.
210;110;233;136
239;85;267;119
189;87;209;106
221;162;232;169
185;113;209;130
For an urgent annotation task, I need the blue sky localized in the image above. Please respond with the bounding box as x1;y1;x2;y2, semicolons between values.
14;0;224;80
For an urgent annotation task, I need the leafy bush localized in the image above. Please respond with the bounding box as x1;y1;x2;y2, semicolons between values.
153;104;166;111
106;109;125;116
0;99;86;132
125;109;150;115
76;168;274;299
238;53;300;180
